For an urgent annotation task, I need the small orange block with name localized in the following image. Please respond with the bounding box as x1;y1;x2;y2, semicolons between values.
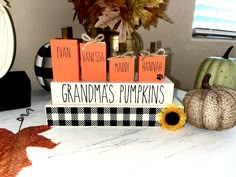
50;27;80;82
80;42;106;81
50;39;80;82
138;54;166;82
109;57;135;82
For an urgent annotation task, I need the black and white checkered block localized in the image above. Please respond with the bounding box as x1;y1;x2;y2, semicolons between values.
34;42;53;91
45;106;162;127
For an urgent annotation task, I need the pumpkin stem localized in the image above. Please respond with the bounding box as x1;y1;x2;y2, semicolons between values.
202;74;211;89
222;46;234;59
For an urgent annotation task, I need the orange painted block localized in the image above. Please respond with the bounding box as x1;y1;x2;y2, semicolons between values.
109;57;135;82
50;39;80;82
80;42;106;81
138;55;166;82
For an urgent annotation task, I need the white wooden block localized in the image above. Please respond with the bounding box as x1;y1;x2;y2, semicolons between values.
50;77;174;107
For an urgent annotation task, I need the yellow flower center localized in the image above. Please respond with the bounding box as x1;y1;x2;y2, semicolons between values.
165;112;180;125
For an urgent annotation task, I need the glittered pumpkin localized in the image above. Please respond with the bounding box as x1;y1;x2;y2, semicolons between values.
183;74;236;130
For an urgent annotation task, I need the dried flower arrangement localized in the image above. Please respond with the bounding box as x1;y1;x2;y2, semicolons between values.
68;0;172;42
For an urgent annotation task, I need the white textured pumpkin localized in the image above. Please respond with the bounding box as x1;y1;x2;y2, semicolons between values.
0;4;15;78
183;74;236;130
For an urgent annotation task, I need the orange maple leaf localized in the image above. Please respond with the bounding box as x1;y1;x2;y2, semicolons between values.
0;125;58;177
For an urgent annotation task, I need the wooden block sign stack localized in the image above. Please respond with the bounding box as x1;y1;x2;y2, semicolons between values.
46;29;177;127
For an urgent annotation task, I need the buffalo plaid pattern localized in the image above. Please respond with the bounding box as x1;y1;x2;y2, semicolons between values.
45;106;162;127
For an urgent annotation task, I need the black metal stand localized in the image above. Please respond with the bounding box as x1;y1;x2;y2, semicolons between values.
0;71;31;111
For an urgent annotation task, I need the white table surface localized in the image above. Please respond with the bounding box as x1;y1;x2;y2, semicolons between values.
0;88;235;177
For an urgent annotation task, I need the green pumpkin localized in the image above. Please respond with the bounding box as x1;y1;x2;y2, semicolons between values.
194;46;236;90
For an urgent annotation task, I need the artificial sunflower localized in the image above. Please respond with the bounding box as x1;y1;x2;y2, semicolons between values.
157;104;187;131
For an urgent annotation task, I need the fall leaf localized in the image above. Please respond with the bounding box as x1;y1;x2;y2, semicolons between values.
95;7;121;30
116;20;134;42
94;1;133;42
68;0;103;29
126;0;165;28
0;125;58;177
103;0;126;7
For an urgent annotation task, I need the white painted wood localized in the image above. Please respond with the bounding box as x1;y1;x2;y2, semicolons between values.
50;77;174;107
0;4;15;78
